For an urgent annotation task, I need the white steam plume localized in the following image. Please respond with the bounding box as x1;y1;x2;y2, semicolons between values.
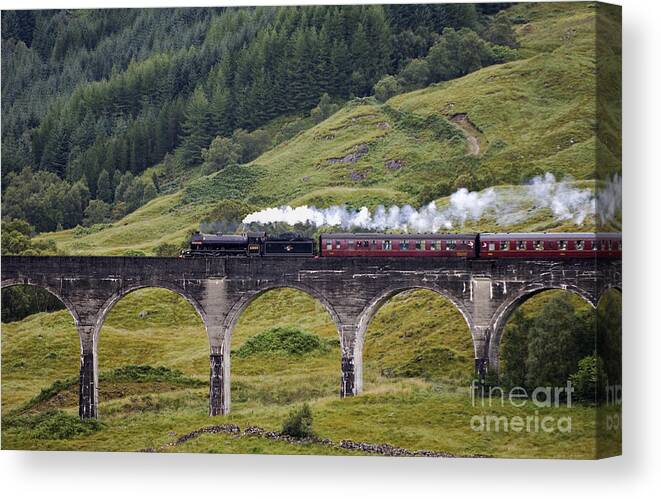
241;173;621;232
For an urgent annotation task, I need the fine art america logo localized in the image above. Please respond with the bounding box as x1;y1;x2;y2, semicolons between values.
469;381;574;433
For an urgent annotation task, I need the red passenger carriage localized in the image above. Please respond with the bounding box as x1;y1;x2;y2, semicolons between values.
319;233;478;257
479;232;622;258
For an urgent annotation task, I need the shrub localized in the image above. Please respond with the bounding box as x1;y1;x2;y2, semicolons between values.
73;223;112;238
374;75;403;102
570;355;606;403
123;249;146;257
201;136;241;173
234;326;329;357
153;242;180;257
398;58;431;89
3;410;104;440
281;403;314;439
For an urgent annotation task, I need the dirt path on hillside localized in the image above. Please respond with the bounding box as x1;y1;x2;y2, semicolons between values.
450;113;483;156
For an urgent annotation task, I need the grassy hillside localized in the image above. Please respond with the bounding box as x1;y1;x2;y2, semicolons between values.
33;2;615;255
236;3;606;207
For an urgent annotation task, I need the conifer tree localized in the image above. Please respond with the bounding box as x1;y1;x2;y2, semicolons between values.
179;87;212;166
96;169;113;204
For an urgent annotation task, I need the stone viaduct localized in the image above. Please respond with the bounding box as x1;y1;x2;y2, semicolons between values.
1;255;621;419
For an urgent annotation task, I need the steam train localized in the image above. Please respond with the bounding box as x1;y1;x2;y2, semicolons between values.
180;231;621;259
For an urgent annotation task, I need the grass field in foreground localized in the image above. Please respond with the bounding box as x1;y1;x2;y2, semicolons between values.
2;287;620;458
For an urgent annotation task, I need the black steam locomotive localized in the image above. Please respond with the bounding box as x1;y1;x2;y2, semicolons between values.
180;231;314;257
181;230;622;259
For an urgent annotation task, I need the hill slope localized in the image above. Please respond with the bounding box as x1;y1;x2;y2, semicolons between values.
34;2;615;255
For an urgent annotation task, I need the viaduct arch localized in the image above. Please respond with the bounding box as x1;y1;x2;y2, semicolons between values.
1;255;621;419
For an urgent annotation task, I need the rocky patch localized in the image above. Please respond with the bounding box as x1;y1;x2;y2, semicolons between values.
140;423;487;458
384;159;404;170
327;143;369;164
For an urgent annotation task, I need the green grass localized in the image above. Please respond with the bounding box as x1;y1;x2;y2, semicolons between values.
2;286;620;458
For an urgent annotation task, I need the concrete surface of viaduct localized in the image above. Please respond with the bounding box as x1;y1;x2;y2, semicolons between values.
1;255;621;419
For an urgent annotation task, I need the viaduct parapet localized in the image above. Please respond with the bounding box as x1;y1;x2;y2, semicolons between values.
1;255;621;419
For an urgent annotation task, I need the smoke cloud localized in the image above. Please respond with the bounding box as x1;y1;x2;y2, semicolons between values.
241;173;621;232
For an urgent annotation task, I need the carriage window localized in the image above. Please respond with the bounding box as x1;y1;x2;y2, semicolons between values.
488;242;496;251
416;240;423;250
517;240;526;250
430;241;438;250
608;240;613;250
576;240;585;250
326;240;332;251
348;240;354;249
558;240;567;250
534;240;543;250
500;241;509;251
401;240;409;250
384;240;392;250
371;240;377;249
335;240;341;249
468;241;474;248
446;240;457;251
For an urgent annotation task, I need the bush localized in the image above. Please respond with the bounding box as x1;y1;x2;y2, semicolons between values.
73;223;112;238
201;136;241;173
123;249;146;257
281;403;314;439
3;410;104;440
374;75;403;102
153;242;180;256
570;355;606;403
398;58;431;89
235;326;329;358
